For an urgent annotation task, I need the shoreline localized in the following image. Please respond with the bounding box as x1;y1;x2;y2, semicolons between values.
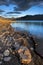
0;23;43;65
11;24;43;58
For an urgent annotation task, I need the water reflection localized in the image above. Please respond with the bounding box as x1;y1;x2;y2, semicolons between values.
11;20;43;38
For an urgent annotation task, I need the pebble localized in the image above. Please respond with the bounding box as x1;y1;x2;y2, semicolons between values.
0;61;2;64
0;54;3;64
35;43;38;46
0;47;2;50
3;57;11;62
0;53;3;60
3;50;10;56
30;47;34;51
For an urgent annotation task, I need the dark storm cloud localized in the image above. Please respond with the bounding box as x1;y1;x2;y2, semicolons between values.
7;11;21;14
0;0;10;6
10;0;43;11
0;0;43;11
0;0;7;5
11;0;32;11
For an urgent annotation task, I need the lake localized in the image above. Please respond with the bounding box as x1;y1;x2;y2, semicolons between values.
11;20;43;38
11;20;43;57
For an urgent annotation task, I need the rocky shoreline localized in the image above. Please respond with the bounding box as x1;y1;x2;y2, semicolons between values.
0;23;43;65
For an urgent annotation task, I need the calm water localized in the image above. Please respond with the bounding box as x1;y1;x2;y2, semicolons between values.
11;20;43;38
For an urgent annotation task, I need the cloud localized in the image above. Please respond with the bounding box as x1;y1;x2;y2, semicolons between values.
0;0;7;5
11;0;32;11
0;9;5;14
6;11;21;14
4;14;18;16
0;9;5;12
0;0;43;11
0;12;2;14
10;0;43;11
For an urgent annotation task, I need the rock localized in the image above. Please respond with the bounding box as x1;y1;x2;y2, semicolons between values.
18;46;32;64
0;53;3;64
3;50;10;56
0;61;2;64
14;42;20;50
0;53;3;60
30;47;34;51
35;43;38;46
0;47;2;50
3;57;11;62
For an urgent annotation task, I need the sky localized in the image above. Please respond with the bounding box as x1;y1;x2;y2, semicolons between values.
0;0;43;18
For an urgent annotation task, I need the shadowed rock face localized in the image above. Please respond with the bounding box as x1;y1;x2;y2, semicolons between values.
0;23;43;65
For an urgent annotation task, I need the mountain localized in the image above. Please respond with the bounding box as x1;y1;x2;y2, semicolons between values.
16;15;43;20
0;14;43;21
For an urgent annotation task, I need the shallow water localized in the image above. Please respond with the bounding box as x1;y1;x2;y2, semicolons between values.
11;20;43;38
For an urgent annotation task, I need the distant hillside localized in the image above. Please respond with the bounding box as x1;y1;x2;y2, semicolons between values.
16;15;43;20
0;16;15;23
